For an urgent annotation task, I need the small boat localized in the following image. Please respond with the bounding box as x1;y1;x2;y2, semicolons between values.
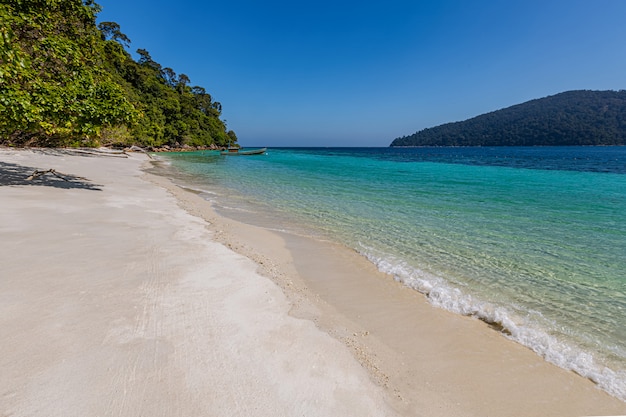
220;147;267;155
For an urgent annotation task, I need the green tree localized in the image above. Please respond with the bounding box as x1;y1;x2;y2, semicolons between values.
98;21;130;47
0;0;137;146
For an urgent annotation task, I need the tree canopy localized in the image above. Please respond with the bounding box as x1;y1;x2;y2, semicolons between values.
0;0;236;148
390;90;626;147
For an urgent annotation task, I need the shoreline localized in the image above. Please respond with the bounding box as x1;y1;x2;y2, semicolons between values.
150;155;626;415
1;148;624;416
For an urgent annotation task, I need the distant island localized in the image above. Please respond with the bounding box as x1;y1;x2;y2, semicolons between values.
390;90;626;147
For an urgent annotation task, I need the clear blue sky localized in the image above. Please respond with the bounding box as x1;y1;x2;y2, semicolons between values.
97;0;626;147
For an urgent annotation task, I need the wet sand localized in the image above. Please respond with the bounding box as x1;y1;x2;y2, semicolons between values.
1;148;624;416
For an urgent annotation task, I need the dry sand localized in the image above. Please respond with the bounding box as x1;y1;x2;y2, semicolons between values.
1;148;625;417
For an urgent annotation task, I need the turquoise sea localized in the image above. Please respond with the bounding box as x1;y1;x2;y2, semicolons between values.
156;146;626;400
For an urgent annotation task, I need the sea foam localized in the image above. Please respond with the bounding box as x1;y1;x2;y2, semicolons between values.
360;245;626;401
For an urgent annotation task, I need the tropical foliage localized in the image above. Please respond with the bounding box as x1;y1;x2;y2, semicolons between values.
391;90;626;147
0;0;236;148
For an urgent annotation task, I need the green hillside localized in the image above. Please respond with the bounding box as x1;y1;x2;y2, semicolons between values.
0;0;236;148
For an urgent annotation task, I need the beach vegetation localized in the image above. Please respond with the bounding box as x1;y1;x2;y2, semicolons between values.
0;0;235;149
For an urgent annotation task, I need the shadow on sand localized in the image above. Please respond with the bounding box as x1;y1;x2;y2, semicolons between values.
0;161;102;191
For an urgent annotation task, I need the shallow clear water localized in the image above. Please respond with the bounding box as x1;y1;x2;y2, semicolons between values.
158;146;626;400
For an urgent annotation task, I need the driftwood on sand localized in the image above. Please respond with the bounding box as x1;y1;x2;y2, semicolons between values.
24;146;153;182
125;145;154;159
26;168;88;182
36;146;154;159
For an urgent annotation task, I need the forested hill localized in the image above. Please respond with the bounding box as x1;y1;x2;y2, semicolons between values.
390;90;626;147
0;0;236;148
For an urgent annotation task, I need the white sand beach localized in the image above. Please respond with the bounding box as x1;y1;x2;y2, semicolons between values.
1;148;625;417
